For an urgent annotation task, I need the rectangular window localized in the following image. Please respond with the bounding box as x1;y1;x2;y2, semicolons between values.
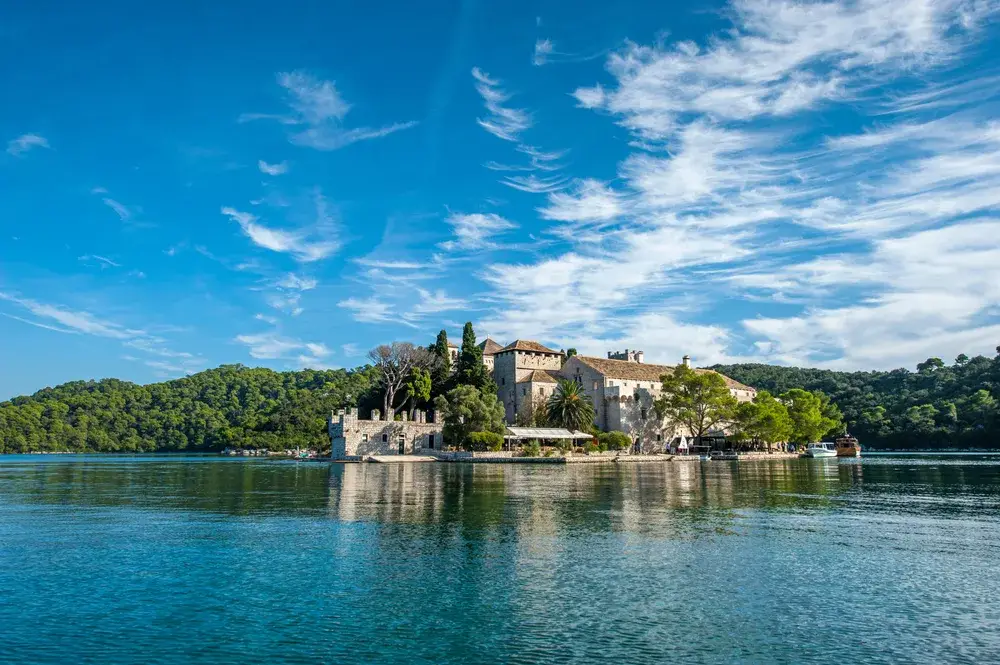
640;408;647;421
593;381;598;390
501;378;505;385
428;434;435;449
657;434;662;442
382;433;388;443
362;433;369;443
521;387;527;397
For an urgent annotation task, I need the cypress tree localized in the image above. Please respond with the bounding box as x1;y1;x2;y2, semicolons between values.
431;330;451;392
457;322;493;392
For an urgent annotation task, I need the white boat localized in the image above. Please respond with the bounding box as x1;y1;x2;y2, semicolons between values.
803;442;837;458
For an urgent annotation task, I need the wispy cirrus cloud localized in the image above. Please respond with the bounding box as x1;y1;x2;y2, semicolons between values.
472;0;1000;369
235;329;333;367
0;291;203;376
258;160;289;176
222;189;340;262
6;133;49;156
241;71;417;151
472;67;533;142
439;212;517;251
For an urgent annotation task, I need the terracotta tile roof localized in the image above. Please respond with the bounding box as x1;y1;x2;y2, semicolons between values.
498;339;562;354
573;356;754;392
478;338;504;356
517;369;563;384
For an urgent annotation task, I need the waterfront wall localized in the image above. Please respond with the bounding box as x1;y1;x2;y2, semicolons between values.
329;408;445;460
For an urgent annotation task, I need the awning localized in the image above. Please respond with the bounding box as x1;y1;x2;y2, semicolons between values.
503;427;592;440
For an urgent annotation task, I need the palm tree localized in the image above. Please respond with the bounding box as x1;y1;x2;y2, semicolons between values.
546;380;595;431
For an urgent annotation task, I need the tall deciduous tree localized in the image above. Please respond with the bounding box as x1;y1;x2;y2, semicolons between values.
433;384;505;449
546;380;595;432
367;342;433;420
654;365;738;442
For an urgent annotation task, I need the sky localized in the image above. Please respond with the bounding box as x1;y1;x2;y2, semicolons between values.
2;0;1000;399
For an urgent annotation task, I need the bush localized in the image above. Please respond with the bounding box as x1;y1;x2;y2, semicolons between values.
468;431;504;452
523;440;542;457
603;431;632;451
556;440;572;453
543;449;554;457
583;441;598;454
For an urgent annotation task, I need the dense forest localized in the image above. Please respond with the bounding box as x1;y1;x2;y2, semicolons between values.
0;365;379;454
714;348;1000;449
3;341;998;454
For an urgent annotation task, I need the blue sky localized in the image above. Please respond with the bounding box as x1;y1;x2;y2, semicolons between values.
2;0;1000;399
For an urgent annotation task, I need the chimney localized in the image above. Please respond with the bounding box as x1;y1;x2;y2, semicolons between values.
682;355;691;367
635;351;644;364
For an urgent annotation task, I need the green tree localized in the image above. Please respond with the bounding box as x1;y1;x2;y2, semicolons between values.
546;380;596;431
732;391;793;449
402;367;432;419
654;365;737;442
781;389;842;444
433;384;505;450
455;322;494;392
431;330;452;390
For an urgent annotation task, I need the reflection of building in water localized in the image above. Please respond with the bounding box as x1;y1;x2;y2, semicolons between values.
330;463;447;523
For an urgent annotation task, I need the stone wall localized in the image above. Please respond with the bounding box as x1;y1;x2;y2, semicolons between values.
329;408;445;460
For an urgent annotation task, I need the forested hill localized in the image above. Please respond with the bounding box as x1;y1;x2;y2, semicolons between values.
0;365;379;454
713;350;1000;449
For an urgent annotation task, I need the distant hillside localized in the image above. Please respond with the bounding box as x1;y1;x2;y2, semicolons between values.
713;351;1000;449
0;365;378;454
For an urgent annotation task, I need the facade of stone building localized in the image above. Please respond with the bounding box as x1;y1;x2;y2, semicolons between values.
329;407;443;460
492;340;565;423
558;353;756;450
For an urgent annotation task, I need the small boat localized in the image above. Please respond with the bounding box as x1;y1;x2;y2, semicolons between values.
803;442;837;458
710;451;739;461
699;454;712;462
835;434;861;457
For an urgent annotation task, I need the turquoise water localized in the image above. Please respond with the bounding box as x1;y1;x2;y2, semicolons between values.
2;455;999;664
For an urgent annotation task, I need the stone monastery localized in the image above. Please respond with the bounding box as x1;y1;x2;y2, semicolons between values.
330;337;755;459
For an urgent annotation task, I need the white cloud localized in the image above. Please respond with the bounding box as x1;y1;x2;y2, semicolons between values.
6;134;49;156
242;71;417;150
1;291;202;372
533;39;555;66
573;0;991;142
222;197;339;262
102;198;132;221
539;179;624;224
472;67;533;142
336;296;400;325
258;160;289;176
78;255;121;269
275;273;318;290
235;330;332;366
440;212;517;251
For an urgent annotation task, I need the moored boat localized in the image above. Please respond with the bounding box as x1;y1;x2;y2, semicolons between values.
835;434;861;457
803;442;837;459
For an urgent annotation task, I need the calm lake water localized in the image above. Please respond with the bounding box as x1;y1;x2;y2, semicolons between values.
2;455;1000;664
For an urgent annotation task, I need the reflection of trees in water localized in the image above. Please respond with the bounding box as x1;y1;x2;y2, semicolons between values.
329;459;1000;536
0;457;333;516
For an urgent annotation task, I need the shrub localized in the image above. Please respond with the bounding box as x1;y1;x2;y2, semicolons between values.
583;441;598;454
523;440;542;457
543;449;554;457
604;431;632;451
468;431;504;452
556;440;572;453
